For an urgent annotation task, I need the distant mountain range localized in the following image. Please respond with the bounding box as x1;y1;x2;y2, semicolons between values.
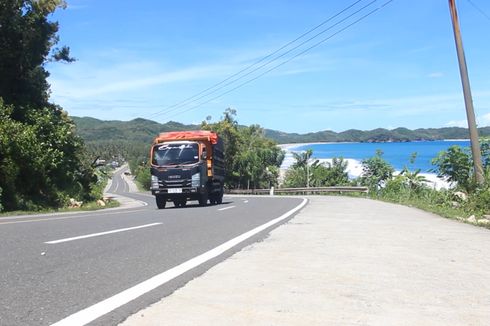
72;116;490;144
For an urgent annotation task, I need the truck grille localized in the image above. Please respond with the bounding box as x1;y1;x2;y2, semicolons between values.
159;179;192;188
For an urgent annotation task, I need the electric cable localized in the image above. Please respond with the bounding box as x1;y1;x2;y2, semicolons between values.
164;0;395;120
145;0;374;119
466;0;490;22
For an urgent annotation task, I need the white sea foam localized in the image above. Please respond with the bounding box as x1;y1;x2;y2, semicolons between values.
278;143;453;189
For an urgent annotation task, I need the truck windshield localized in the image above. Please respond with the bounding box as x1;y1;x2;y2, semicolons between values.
152;143;199;166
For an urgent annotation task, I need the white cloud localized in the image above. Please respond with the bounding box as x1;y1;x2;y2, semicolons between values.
445;119;467;127
427;72;444;78
479;113;490;126
446;113;490;128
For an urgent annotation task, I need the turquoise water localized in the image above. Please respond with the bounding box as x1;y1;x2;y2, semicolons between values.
292;140;471;172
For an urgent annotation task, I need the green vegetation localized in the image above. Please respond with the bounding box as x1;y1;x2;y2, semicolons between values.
360;142;490;226
284;141;490;226
264;126;490;144
0;1;104;212
201;109;284;189
73;116;490;145
125;109;285;190
283;150;350;187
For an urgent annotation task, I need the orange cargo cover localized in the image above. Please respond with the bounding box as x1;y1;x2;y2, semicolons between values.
153;130;218;145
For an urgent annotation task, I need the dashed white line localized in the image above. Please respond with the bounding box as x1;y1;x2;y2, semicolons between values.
218;206;236;211
45;223;162;244
50;198;308;326
243;200;249;203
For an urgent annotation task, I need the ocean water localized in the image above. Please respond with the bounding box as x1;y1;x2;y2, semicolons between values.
291;140;471;172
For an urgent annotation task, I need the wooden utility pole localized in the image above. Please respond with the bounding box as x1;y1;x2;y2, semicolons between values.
448;0;484;184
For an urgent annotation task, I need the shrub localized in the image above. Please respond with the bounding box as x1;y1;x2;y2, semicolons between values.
360;150;394;191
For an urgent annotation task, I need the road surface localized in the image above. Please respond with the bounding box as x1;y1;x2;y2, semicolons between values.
0;167;305;326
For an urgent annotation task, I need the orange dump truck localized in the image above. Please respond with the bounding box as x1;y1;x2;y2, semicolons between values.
149;131;225;209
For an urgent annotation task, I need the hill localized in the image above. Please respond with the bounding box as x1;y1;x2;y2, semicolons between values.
72;116;490;144
71;117;199;144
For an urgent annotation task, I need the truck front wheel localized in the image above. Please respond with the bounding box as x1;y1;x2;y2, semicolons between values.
155;195;166;209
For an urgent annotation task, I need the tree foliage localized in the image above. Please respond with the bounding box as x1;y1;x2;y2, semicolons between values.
201;109;284;189
284;150;349;188
0;1;89;211
360;150;394;190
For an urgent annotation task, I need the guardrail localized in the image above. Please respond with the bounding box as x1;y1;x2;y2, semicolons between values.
226;186;369;195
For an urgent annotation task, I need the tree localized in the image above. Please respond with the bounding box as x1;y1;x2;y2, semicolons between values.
0;1;90;211
431;145;473;191
284;152;349;188
0;0;73;120
201;109;284;189
292;149;313;169
360;150;394;190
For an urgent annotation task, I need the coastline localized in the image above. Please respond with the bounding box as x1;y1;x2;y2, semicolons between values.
278;142;452;190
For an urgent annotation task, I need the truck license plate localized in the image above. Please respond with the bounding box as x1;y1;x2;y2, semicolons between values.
168;188;182;194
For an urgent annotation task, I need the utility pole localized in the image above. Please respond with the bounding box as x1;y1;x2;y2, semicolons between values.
448;0;484;184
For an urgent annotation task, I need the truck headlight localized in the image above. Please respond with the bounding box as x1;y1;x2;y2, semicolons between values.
151;175;159;188
191;173;200;187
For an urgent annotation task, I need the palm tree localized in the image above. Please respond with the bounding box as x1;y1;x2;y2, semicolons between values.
292;149;313;169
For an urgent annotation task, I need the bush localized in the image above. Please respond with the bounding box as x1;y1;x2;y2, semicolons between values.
360;150;394;191
135;167;151;190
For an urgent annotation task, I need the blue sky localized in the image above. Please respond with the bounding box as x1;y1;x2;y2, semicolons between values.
47;0;490;133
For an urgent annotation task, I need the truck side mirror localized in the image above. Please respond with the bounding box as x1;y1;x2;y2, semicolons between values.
201;152;207;160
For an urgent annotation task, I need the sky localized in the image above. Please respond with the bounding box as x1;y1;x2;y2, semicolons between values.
46;0;490;133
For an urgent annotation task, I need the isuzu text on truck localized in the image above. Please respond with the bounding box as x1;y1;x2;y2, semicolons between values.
150;131;225;209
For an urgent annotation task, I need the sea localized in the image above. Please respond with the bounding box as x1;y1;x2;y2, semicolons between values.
287;140;471;173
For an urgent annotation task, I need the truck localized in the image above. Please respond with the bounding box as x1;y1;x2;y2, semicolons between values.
149;130;225;209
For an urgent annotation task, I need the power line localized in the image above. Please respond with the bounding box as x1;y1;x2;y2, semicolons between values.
165;0;395;121
146;0;373;119
466;0;490;22
150;0;378;120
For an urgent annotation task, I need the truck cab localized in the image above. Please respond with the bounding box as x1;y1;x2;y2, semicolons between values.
150;131;224;209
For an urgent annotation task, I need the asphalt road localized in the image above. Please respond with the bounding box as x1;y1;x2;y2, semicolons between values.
0;168;305;326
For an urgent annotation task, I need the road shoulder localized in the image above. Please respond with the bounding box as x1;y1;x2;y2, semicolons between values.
121;195;490;326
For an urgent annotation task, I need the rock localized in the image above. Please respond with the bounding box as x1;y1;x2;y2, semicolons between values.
96;199;106;207
454;191;468;201
68;198;83;208
483;215;490;221
467;215;477;223
451;201;460;208
477;219;490;225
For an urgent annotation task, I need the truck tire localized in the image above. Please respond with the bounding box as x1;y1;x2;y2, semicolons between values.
216;186;224;204
156;195;166;209
217;190;223;204
198;193;208;206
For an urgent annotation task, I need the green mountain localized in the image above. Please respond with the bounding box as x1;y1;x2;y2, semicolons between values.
72;117;199;143
72;116;490;144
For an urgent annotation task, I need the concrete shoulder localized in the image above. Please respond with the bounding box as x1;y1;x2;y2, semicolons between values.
121;196;490;326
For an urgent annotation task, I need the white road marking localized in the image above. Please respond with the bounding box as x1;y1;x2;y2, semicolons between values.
243;200;249;203
218;206;236;211
0;209;145;225
50;198;308;326
45;223;162;244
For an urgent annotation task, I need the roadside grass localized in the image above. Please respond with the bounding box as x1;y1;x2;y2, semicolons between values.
133;179;149;193
343;189;490;230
